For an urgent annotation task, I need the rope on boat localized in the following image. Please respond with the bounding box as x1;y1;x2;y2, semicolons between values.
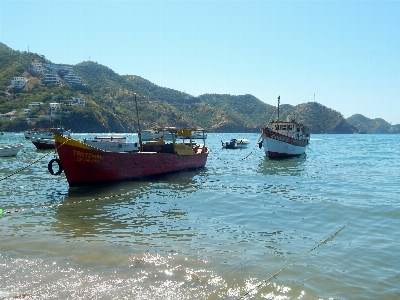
236;205;374;300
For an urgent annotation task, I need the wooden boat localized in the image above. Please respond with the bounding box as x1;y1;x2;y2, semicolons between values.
259;96;310;158
0;143;23;157
24;127;71;139
50;127;209;186
30;137;55;149
82;136;139;152
221;138;249;149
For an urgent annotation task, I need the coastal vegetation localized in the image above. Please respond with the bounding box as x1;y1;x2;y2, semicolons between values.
1;42;399;134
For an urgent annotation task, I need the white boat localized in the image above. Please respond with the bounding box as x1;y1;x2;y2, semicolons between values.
259;96;310;158
83;136;139;152
222;138;249;149
190;130;207;139
140;129;176;141
24;127;71;139
0;143;23;157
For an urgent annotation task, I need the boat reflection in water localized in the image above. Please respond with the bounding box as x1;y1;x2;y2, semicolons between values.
258;154;307;177
55;169;206;239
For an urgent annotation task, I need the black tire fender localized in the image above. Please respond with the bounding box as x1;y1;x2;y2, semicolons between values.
48;158;63;175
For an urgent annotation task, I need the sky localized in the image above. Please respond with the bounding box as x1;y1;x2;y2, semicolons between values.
1;0;399;124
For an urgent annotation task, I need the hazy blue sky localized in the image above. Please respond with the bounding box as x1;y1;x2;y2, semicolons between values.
1;0;399;123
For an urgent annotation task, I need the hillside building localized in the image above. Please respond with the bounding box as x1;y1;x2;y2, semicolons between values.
49;102;61;116
9;77;29;89
0;110;16;120
44;64;73;73
28;102;44;108
31;62;45;74
42;73;61;85
64;73;82;85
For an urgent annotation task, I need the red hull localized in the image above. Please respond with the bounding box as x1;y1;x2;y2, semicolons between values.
54;137;208;186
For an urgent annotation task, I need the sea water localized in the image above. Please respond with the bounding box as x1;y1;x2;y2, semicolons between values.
0;132;399;299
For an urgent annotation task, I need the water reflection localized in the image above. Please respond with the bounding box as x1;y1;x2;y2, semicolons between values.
258;154;306;176
54;169;205;242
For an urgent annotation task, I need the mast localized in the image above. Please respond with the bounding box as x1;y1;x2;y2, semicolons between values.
134;93;143;150
277;95;280;121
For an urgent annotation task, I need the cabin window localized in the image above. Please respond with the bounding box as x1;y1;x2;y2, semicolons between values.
280;125;286;130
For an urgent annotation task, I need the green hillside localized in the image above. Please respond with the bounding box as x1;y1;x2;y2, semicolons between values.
347;114;400;134
1;42;396;134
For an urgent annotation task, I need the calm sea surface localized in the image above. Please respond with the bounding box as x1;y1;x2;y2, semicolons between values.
0;132;399;299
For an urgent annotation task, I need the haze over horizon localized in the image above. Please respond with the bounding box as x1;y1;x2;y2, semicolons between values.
1;0;399;124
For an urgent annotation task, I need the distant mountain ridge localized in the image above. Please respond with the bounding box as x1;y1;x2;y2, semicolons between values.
0;42;399;134
347;114;400;134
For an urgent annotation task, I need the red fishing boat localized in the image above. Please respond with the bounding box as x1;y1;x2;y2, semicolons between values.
50;127;209;186
260;96;310;158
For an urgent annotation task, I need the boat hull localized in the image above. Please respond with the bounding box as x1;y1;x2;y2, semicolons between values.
31;138;55;149
222;138;249;149
54;134;209;186
0;144;23;157
24;128;71;139
262;129;308;158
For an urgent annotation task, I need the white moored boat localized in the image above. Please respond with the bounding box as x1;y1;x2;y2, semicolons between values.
259;96;310;158
83;136;139;152
140;129;176;141
0;143;24;157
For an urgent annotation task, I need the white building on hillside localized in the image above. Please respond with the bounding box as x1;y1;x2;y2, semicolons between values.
0;110;16;120
42;73;61;85
49;102;61;116
65;73;82;85
9;77;29;89
31;62;45;74
44;64;73;73
28;102;44;108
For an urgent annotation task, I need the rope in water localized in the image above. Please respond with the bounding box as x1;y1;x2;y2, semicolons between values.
0;150;53;182
236;206;372;299
0;136;69;182
216;133;263;164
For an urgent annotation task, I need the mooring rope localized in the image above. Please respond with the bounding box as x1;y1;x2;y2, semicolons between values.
216;133;263;164
0;150;54;182
0;136;69;182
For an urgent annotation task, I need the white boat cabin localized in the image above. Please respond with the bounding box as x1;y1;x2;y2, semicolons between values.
268;115;309;140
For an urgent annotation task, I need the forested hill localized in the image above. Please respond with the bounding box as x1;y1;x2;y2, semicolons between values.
347;114;400;134
0;42;398;134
